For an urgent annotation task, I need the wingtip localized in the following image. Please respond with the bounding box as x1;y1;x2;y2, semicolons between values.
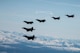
23;21;25;22
36;19;38;20
23;35;27;37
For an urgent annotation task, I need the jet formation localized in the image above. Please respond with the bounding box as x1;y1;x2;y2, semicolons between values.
22;14;75;40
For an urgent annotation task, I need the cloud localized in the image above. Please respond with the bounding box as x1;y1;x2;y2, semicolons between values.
0;33;18;44
63;47;80;51
0;31;27;44
30;38;80;51
46;46;80;51
26;45;44;48
35;10;53;15
0;30;80;52
0;44;16;48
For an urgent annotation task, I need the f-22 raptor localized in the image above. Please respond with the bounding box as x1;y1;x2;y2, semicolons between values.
36;19;46;23
52;16;60;20
66;14;74;18
24;21;33;24
23;35;36;40
22;27;35;32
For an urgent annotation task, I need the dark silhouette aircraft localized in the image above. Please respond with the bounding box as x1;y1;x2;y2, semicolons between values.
36;19;46;23
52;16;60;20
66;14;74;18
22;27;35;32
23;35;36;40
24;21;33;24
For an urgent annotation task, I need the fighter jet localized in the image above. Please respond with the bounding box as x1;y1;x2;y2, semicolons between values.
52;16;60;20
22;27;35;32
36;19;46;23
23;35;36;40
24;21;34;24
66;14;74;18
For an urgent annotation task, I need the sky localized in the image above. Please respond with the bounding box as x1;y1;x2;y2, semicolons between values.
0;0;80;40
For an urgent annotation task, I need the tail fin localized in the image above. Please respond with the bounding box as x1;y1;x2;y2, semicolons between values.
32;27;35;30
